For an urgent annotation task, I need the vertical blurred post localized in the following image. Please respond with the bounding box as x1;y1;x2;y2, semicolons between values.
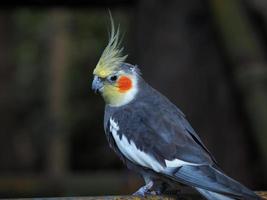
47;9;70;176
209;0;267;170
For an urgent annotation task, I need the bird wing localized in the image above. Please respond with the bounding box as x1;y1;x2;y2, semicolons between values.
110;103;214;167
108;96;258;199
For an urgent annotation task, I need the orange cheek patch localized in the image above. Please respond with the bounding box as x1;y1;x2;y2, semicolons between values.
117;76;132;92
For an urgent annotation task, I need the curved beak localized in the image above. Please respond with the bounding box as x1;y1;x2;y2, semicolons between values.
92;76;103;93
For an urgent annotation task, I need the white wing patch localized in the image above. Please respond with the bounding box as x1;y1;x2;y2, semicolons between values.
109;118;199;173
165;159;198;168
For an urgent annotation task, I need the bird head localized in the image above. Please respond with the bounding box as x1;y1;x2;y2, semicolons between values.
92;19;140;107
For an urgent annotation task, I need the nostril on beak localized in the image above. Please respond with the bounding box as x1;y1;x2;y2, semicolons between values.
92;76;103;93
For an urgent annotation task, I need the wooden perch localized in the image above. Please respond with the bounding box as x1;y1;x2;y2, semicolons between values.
9;192;267;200
1;175;265;199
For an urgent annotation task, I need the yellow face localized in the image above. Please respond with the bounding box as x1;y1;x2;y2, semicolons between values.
92;69;138;107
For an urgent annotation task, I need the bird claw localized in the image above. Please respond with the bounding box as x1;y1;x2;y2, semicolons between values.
133;181;155;196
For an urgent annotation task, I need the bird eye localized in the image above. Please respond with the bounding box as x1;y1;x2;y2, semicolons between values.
108;75;118;82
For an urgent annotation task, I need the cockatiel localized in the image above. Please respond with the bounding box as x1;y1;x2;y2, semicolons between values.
91;18;260;200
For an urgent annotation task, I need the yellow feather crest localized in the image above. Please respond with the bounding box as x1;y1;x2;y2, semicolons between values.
93;15;128;78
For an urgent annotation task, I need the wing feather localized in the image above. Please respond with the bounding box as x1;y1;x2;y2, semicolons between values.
104;83;259;199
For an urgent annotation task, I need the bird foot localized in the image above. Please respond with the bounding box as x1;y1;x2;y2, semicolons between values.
133;181;158;196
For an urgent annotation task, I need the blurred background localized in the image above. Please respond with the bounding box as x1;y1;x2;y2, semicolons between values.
0;0;267;198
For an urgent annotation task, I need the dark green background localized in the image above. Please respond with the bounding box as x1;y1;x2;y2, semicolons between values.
0;0;267;197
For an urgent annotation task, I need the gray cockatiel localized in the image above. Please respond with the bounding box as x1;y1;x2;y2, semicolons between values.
91;19;260;200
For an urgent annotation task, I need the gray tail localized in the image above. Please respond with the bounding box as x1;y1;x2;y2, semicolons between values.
170;165;260;200
195;187;235;200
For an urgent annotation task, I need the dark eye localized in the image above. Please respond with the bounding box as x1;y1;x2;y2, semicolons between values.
108;75;118;82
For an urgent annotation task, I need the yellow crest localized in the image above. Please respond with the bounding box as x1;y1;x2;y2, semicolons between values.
93;15;128;78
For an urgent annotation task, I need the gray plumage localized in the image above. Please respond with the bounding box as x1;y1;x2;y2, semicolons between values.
100;63;259;200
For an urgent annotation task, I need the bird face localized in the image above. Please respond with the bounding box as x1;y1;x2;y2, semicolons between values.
92;68;138;107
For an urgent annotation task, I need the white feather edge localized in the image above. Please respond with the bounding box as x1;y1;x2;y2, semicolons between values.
109;118;200;173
